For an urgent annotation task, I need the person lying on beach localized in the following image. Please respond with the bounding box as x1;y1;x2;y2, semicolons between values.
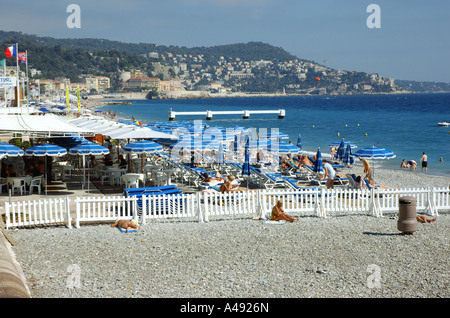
271;200;299;223
354;175;366;189
219;176;240;193
299;156;313;167
416;215;436;223
111;219;139;232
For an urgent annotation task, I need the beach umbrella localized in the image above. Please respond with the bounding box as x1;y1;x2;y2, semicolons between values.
25;144;67;157
123;140;163;154
329;140;357;149
69;142;110;189
353;145;396;179
296;134;302;152
342;143;355;166
313;148;324;173
0;143;25;191
25;144;68;194
336;140;346;161
0;143;25;157
242;140;251;190
217;142;225;164
267;142;300;155
124;140;163;173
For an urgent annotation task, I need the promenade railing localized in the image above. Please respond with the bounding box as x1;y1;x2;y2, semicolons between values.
3;186;449;229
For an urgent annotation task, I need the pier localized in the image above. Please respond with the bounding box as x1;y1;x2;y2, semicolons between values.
168;109;285;121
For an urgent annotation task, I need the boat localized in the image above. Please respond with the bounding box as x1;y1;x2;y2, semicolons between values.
437;122;450;126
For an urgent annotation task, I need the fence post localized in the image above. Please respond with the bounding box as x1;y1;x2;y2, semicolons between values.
426;187;438;216
4;202;10;230
75;197;80;228
369;189;382;217
65;197;72;229
256;190;266;220
141;195;147;225
315;188;326;218
197;192;205;223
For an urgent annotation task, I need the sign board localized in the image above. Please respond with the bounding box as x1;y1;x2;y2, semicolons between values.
0;77;17;87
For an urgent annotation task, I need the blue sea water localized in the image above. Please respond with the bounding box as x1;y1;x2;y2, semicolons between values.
99;93;450;178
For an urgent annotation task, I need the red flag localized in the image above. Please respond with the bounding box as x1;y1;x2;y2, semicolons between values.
18;52;27;63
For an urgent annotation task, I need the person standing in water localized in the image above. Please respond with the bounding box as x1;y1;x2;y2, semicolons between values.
420;152;428;172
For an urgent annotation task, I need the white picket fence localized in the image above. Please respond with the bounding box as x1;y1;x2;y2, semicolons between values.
3;187;450;229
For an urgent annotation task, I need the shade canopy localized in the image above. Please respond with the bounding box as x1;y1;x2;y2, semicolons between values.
0;114;92;137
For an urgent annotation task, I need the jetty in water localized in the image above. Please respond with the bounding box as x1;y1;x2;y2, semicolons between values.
168;109;285;121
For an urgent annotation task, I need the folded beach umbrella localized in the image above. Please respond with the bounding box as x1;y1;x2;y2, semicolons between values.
336;140;346;161
342;143;355;166
296;134;302;152
217;142;225;164
313;148;324;173
242;140;251;177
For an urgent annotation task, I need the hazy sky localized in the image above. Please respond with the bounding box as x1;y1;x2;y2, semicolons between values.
1;0;449;82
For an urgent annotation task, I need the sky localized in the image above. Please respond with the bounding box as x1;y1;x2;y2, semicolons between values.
0;0;449;83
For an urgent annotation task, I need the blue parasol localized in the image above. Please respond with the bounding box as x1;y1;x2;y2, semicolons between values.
353;145;396;178
313;148;324;173
0;143;24;157
69;142;110;189
268;142;300;154
242;139;251;178
25;144;67;157
296;134;302;152
68;142;109;156
342;143;355;166
123;140;163;154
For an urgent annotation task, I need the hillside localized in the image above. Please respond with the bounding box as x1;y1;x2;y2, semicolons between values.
1;30;449;95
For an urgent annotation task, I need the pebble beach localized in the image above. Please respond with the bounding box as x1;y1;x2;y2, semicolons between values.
5;167;450;299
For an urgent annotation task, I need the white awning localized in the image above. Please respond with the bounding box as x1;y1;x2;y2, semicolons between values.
0;114;93;136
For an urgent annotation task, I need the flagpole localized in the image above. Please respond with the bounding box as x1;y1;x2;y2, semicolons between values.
15;43;21;108
25;50;29;113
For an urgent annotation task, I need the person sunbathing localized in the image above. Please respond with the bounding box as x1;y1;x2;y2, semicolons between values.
416;215;437;223
271;201;299;222
219;176;239;193
111;219;139;232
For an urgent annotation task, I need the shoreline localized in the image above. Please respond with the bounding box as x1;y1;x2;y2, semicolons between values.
82;99;450;181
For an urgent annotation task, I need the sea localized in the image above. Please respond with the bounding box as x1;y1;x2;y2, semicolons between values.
99;93;450;178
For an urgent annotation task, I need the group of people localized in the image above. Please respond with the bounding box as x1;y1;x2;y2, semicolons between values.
401;152;430;172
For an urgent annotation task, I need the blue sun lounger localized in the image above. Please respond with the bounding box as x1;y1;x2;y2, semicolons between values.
123;185;184;216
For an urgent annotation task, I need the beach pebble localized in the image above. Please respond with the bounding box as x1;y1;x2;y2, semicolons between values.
7;211;450;298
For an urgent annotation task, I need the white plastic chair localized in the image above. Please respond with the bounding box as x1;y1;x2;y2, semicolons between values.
0;177;7;193
30;176;42;195
121;174;140;188
8;178;26;195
